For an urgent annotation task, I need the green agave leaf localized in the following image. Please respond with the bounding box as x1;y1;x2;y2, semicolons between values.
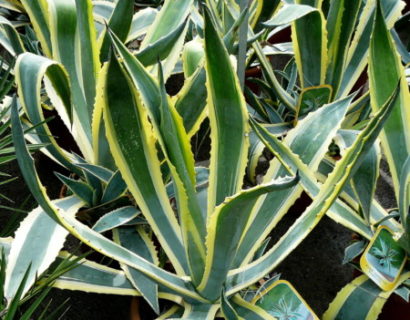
48;0;93;158
251;38;296;110
75;163;113;183
317;157;401;234
107;29;161;123
336;130;380;223
92;206;140;233
182;38;204;78
113;227;160;314
230;295;276;320
140;0;193;50
234;95;357;267
291;4;327;88
15;53;81;174
19;0;51;56
179;303;219;319
126;7;158;43
323;273;410;320
204;8;250;216
102;56;189;276
55;172;94;207
262;3;317;27
156;65;207;285
0;0;24;12
136;18;188;66
337;0;405;98
251;0;280;32
0;16;26;55
400;156;410;232
72;155;103;198
227;83;401;295
221;290;244;320
92;1;114;20
11;95;206;303
198;175;299;301
4;196;83;302
156;305;184;319
100;170;127;203
295;85;332;119
368;0;410;201
74;0;100;110
398;156;410;252
246;123;290;184
110;30;207;281
325;0;361;96
51;251;140;296
138;0;192;78
342;240;366;264
174;66;207;136
98;0;134;62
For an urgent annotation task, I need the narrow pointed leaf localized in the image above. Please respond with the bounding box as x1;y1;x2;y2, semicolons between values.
15;53;79;174
292;5;327;87
337;0;404;98
113;227;160;314
19;0;51;56
174;67;207;136
323;273;410;320
4;197;83;302
262;4;317;27
368;0;410;200
198;176;299;301
11;95;207;303
204;8;250;214
93;206;140;233
99;0;134;62
102;57;188;275
55;172;94;206
234;96;362;267
226;83;401;294
101;170;127;203
140;0;193;50
0;16;26;55
325;0;361;95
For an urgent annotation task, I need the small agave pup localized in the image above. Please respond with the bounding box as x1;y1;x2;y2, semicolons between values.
4;1;402;317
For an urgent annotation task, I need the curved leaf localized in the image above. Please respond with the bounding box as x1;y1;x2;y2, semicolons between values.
4;197;83;302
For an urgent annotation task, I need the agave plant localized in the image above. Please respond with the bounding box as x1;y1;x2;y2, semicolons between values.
319;1;410;318
0;0;401;316
240;0;405;181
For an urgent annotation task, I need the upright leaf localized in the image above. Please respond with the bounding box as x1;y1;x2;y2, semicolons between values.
198;176;298;301
291;1;327;87
204;8;250;215
98;0;134;62
102;57;188;275
325;0;361;95
368;0;410;200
